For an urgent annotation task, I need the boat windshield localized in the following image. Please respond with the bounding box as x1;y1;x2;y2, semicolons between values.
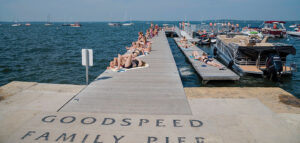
264;23;285;29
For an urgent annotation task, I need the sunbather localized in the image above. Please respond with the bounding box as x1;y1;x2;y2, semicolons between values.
126;42;137;51
116;54;145;70
192;51;225;70
180;36;192;48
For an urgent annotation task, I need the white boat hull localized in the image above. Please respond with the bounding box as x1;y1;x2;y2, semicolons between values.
287;31;300;37
122;23;134;26
12;24;21;27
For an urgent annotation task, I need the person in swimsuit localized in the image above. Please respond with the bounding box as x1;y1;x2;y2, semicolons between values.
126;42;137;51
180;36;191;48
117;53;145;70
192;51;225;69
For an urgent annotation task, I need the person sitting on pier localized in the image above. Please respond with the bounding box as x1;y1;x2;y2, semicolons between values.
192;51;226;70
143;42;152;55
146;29;151;39
180;36;192;48
126;42;137;51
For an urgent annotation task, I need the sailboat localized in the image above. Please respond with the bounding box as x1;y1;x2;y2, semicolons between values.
122;12;134;26
45;15;53;26
107;13;121;26
12;20;21;27
123;17;134;26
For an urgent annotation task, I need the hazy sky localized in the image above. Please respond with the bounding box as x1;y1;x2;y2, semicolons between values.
0;0;299;22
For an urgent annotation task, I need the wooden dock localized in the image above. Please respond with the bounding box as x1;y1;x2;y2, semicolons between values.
174;37;240;84
60;31;192;115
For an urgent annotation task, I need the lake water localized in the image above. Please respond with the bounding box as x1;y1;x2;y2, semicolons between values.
0;21;299;97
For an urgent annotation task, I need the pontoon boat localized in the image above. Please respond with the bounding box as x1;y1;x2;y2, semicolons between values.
214;34;296;79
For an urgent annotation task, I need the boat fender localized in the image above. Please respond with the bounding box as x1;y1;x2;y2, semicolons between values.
213;48;218;56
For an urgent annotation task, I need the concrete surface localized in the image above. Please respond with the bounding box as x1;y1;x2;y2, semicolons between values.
60;31;192;115
0;82;300;143
185;87;300;114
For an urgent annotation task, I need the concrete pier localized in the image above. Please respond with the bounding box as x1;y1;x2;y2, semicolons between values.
1;81;300;143
60;31;192;115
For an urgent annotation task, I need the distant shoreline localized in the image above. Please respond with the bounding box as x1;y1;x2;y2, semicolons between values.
1;20;300;23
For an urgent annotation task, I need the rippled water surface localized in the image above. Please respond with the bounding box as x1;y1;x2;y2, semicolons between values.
0;21;299;97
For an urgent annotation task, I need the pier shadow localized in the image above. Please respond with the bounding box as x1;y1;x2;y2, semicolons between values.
95;76;112;81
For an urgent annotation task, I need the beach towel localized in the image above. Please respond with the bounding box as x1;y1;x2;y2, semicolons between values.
110;63;150;72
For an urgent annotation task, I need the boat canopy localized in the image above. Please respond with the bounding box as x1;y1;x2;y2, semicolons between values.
264;21;286;24
238;44;296;58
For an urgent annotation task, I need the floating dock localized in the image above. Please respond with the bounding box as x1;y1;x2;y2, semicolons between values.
174;37;240;84
59;31;192;115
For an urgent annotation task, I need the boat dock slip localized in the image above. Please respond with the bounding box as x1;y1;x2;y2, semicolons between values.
60;31;192;115
174;38;240;84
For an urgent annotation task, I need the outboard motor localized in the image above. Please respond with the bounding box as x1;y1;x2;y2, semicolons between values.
265;54;283;81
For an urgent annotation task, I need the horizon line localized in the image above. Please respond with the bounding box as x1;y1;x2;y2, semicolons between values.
1;19;300;23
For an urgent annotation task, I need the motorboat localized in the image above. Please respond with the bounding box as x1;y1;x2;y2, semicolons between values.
289;24;299;28
241;27;263;39
209;34;217;44
45;23;53;26
261;21;287;38
122;23;134;26
108;22;121;26
11;23;21;27
70;23;81;27
25;23;31;26
214;34;296;79
287;31;300;37
287;25;300;37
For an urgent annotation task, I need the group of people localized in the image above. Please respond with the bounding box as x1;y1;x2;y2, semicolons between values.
107;23;160;70
178;36;225;70
179;36;194;48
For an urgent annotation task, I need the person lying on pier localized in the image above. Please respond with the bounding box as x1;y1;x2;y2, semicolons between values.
116;53;146;70
192;51;226;70
107;51;140;69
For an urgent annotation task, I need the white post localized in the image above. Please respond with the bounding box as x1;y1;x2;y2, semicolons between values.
85;50;89;85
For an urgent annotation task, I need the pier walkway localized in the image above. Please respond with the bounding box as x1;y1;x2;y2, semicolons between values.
60;31;192;115
174;37;240;84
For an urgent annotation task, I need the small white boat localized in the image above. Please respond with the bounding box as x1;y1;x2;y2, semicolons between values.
122;23;134;26
25;23;31;26
108;22;121;26
287;31;300;37
70;23;81;27
45;15;53;26
45;23;53;26
11;23;21;27
289;24;298;28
